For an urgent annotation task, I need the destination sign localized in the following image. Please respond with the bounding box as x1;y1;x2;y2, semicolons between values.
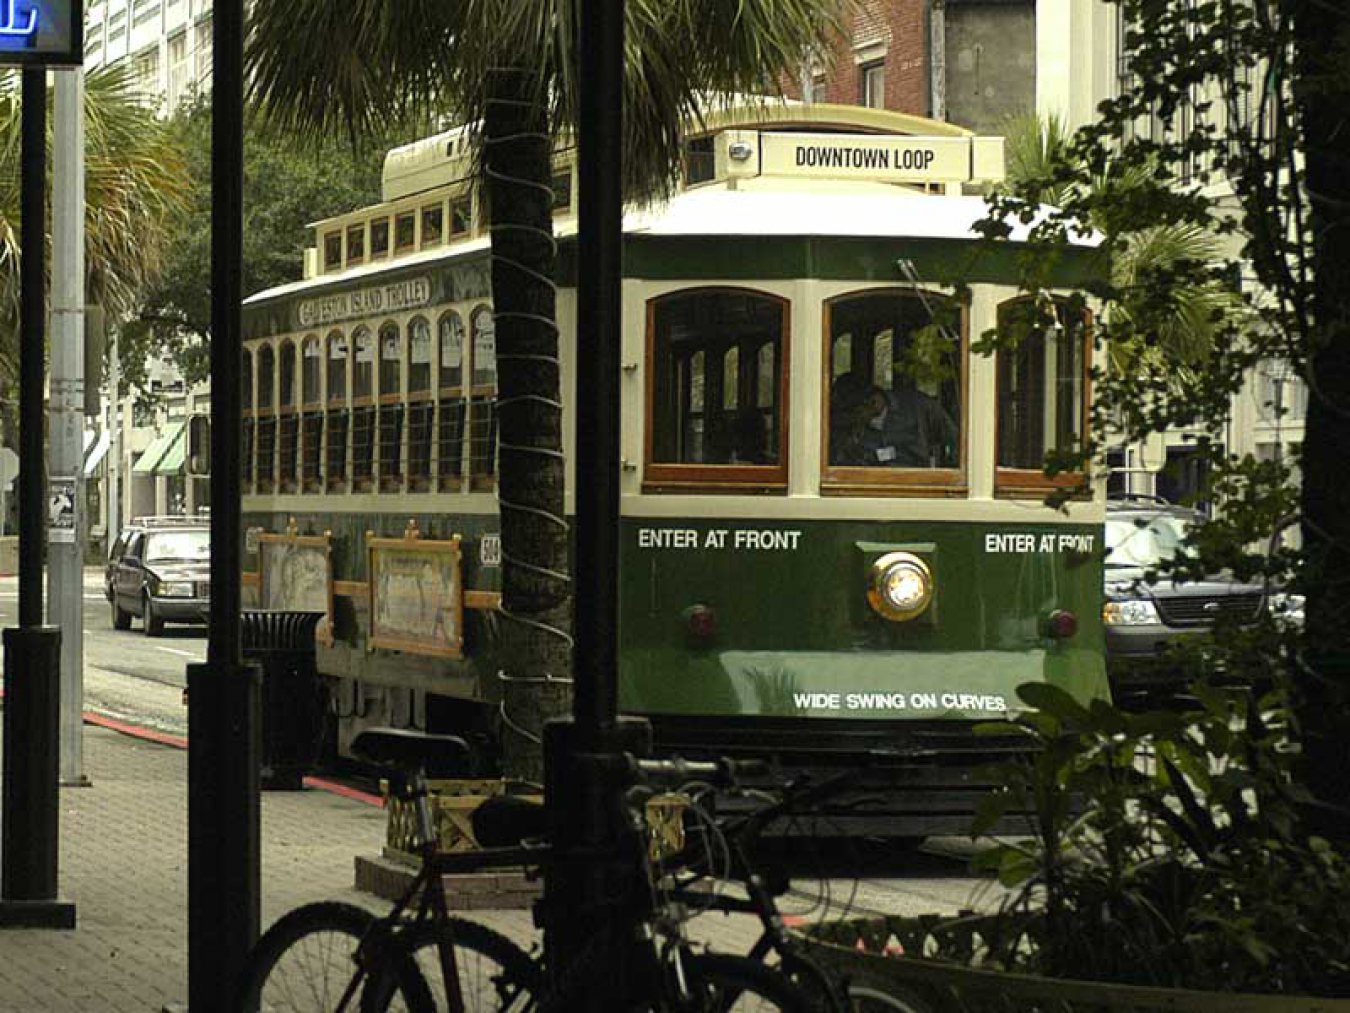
297;276;432;328
0;0;82;66
722;131;1004;184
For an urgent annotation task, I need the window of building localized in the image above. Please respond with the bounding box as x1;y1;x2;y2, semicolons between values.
421;203;443;248
994;297;1089;494
810;75;828;104
860;60;886;109
133;48;160;96
646;288;789;491
823;289;965;494
194;16;212;83
167;31;189;109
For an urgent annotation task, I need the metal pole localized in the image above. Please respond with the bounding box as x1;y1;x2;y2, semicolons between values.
572;0;624;748
540;2;635;1008
0;66;75;930
107;333;120;545
188;1;260;1008
51;67;87;787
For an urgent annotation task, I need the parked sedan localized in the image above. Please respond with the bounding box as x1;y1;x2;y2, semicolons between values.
1103;499;1268;705
107;521;211;636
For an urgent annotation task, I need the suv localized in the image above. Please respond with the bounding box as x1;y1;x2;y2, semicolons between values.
1103;497;1268;705
106;517;211;636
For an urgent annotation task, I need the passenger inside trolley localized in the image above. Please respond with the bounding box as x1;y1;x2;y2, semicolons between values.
828;372;957;468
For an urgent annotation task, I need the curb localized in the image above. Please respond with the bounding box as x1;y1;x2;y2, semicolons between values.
1;686;383;808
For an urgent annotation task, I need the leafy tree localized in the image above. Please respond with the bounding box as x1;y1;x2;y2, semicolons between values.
0;65;188;430
982;1;1350;831
125;92;397;388
246;0;851;779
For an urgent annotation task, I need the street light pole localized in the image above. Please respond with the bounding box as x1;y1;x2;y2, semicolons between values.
50;67;87;788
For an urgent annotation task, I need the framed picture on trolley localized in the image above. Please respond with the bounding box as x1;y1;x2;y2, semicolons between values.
256;519;335;645
366;521;464;659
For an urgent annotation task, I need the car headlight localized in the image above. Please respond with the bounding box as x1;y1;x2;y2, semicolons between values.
156;581;195;598
1102;599;1161;626
867;552;933;622
1269;591;1305;624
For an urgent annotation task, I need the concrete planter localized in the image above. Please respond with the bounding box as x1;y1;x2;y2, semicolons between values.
802;916;1350;1012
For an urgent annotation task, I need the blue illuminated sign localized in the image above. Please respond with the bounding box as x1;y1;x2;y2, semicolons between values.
0;2;39;43
0;0;81;66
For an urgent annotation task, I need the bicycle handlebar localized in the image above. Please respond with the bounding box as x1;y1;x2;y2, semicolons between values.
630;755;768;787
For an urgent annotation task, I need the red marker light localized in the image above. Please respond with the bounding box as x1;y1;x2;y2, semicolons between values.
683;604;718;644
1046;609;1078;640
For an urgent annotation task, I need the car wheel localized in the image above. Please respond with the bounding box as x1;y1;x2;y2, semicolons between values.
143;593;164;637
111;598;132;631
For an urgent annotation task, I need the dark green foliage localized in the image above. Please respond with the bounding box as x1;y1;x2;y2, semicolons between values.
124;93;402;388
968;668;1350;996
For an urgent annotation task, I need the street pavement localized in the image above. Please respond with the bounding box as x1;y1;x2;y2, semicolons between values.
0;570;997;1011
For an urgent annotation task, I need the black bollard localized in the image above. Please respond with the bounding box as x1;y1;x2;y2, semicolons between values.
0;625;76;927
187;659;260;1012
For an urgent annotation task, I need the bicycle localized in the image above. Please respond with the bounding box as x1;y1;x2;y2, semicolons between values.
237;727;817;1011
651;758;938;1013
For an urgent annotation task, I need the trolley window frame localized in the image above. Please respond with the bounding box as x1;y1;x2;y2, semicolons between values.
642;286;791;494
820;286;969;497
993;295;1093;497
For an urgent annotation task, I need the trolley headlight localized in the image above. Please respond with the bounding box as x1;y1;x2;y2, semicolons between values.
1102;599;1160;626
867;552;933;622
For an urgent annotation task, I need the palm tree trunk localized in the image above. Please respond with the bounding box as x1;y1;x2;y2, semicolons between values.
1291;2;1350;837
483;68;572;783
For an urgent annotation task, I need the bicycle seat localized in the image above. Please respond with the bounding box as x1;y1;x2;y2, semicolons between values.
472;794;548;847
351;727;471;771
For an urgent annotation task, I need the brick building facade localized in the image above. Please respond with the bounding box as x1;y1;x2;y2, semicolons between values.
785;0;1037;136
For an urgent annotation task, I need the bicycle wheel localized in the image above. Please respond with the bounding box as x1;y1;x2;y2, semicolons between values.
681;953;815;1012
239;901;374;1012
845;972;935;1013
361;916;539;1012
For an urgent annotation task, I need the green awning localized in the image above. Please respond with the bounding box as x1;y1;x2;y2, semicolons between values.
153;427;187;476
132;422;184;476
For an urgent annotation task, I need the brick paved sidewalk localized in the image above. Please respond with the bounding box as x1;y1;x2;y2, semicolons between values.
0;711;986;1011
0;721;481;1013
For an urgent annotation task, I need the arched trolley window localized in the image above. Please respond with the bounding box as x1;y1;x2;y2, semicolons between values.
255;343;276;492
278;340;299;491
351;327;375;488
300;336;323;491
822;289;966;495
377;321;404;489
324;331;349;491
994;297;1091;496
241;349;254;489
645;288;789;492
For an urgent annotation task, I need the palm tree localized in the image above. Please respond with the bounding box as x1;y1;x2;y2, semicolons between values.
0;65;188;409
998;112;1246;449
246;0;849;780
